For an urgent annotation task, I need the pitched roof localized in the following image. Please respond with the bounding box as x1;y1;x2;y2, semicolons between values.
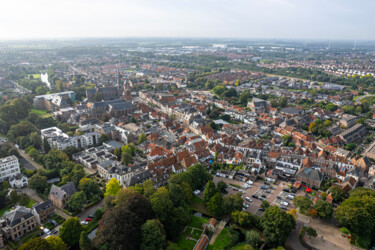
2;206;34;227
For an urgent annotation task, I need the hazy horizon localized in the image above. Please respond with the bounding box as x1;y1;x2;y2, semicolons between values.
1;0;374;40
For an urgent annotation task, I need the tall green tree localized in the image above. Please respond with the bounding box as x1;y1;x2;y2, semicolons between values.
45;236;67;250
293;196;313;213
79;231;92;250
66;191;87;212
150;187;173;222
203;180;216;201
59;217;83;246
314;200;333;219
207;192;223;217
140;219;166;250
260;206;296;247
105;178;121;197
330;186;345;202
29;174;48;193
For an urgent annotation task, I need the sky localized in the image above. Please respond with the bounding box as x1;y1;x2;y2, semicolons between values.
0;0;374;40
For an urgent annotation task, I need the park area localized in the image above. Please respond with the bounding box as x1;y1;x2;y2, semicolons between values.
177;216;207;249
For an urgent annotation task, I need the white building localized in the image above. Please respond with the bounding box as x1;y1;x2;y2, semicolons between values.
0;155;20;183
41;127;100;150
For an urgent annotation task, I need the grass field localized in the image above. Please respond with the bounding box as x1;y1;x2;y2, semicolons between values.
176;216;208;250
188;216;208;229
207;228;232;250
30;108;47;115
29;74;41;79
360;96;375;105
353;95;365;101
189;198;213;217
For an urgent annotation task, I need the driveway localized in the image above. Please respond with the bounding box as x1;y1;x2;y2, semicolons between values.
286;220;306;250
21;187;44;203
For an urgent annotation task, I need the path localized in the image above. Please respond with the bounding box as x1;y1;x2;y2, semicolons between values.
21;188;43;203
286;220;306;250
356;92;375;104
17;148;44;170
209;219;227;245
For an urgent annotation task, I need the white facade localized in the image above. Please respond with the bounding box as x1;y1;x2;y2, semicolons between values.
41;127;100;150
0;155;20;183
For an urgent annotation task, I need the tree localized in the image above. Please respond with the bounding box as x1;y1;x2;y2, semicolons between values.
232;210;255;228
223;193;243;214
261;200;270;209
18;237;50;250
260;206;296;247
203;180;216;201
138;133;148;144
314;200;333;218
335;188;375;248
169;183;186;207
99;134;109;144
59;217;83;246
79;231;92;250
304;227;317;237
94;203;152;250
308;122;317;132
150;187;173;222
66;191;87;212
29;174;48;193
79;177;101;199
143;179;155;198
10;190;18;203
45;236;67;250
114;147;121;160
43;137;51;153
287;208;298;220
71;168;85;187
180;181;193;203
330;186;345;202
246;230;261;248
93;91;103;102
105;178;121;197
217;180;227;193
207;192;223;217
293;196;313;213
18;194;30;206
140;219;166;250
122;151;132;165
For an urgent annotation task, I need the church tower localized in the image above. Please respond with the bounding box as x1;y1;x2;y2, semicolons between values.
123;80;132;101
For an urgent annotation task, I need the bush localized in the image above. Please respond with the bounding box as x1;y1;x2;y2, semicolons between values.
340;227;350;235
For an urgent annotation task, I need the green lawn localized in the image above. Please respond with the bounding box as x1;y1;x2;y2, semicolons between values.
188;216;209;229
230;243;255;250
177;234;197;250
353;95;364;101
208;228;232;250
191;228;203;240
30;108;47;115
360;96;375;105
26;199;35;208
29;74;41;79
189;198;214;217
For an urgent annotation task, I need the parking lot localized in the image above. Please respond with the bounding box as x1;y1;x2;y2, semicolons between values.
213;176;296;215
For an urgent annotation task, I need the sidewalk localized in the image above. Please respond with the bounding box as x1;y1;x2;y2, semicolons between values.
209;220;227;245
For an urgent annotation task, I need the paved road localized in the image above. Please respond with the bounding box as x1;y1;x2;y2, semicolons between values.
286;220;306;250
17;149;44;170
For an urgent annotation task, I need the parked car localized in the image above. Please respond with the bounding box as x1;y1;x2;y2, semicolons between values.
243;203;249;208
246;180;253;185
53;230;58;234
281;201;289;206
258;207;265;211
252;194;259;199
286;195;294;200
193;190;200;195
43;228;51;235
269;186;275;190
261;194;266;198
239;189;245;194
266;190;271;193
259;197;265;201
245;197;252;202
85;218;92;222
277;196;282;199
280;206;287;210
283;188;290;193
260;185;267;189
81;221;88;225
88;214;95;219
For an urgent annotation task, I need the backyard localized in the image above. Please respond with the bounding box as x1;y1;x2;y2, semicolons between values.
176;216;208;250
